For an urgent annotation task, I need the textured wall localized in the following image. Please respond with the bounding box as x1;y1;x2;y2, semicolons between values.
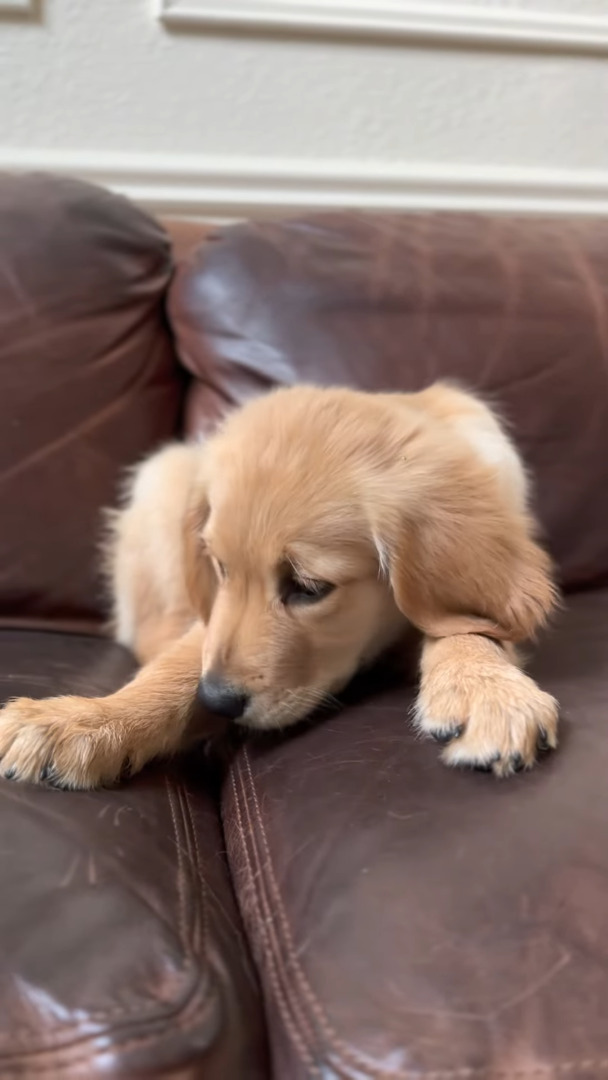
1;0;608;215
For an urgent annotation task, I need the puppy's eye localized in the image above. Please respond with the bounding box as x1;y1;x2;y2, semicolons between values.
281;577;335;606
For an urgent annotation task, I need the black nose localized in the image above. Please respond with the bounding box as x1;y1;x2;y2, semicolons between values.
198;674;250;721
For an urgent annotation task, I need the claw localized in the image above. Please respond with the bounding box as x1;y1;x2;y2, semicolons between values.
431;724;464;746
537;726;557;753
473;753;501;774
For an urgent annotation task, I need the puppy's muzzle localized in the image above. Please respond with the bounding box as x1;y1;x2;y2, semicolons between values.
198;674;250;721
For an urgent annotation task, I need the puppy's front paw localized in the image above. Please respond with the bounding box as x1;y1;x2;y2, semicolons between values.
415;665;558;778
0;696;130;790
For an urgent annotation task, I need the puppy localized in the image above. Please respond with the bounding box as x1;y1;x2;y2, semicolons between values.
0;383;559;789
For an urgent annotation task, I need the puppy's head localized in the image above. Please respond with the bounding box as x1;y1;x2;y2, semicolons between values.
184;386;556;729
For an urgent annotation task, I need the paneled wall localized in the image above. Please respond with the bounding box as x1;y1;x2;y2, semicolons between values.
1;0;607;217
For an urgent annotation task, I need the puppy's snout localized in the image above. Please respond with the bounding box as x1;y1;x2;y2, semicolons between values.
198;674;250;721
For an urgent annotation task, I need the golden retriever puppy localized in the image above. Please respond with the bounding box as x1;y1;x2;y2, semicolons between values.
0;383;559;789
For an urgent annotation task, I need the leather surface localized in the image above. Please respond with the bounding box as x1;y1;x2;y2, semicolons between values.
224;588;608;1080
0;173;183;630
170;212;608;590
0;630;268;1079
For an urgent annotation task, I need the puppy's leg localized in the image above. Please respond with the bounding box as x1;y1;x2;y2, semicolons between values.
0;624;209;789
107;442;203;664
414;634;558;777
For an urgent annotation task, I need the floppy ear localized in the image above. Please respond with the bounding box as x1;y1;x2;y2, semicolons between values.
375;462;557;643
182;484;217;624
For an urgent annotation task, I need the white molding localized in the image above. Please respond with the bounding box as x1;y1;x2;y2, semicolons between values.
157;0;608;53
3;148;608;219
0;0;35;13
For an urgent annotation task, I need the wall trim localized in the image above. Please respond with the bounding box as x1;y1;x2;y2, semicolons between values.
3;148;608;218
157;0;608;53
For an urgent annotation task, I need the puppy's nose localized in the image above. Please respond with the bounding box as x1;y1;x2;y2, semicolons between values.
198;674;250;721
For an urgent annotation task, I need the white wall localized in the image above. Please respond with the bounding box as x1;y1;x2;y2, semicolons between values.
1;0;608;216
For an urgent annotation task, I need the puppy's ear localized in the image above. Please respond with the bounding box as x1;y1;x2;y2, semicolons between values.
375;462;557;643
182;485;217;624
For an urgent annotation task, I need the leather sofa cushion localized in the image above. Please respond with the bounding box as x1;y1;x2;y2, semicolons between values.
0;173;182;631
223;589;608;1079
0;630;268;1078
170;212;608;590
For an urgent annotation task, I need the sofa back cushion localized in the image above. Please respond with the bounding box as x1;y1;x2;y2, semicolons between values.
0;174;181;630
170;213;608;591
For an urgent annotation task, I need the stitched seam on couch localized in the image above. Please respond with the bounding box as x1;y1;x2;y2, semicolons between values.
230;764;319;1076
183;786;210;963
0;776;211;1056
0;1009;219;1077
240;749;380;1078
239;747;608;1080
235;757;318;1051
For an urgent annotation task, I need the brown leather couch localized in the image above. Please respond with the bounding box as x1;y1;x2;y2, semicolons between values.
2;173;608;1080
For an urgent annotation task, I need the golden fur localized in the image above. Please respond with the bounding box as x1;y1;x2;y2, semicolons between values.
0;383;559;788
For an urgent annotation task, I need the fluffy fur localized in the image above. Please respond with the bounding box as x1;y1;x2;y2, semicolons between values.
0;383;559;788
